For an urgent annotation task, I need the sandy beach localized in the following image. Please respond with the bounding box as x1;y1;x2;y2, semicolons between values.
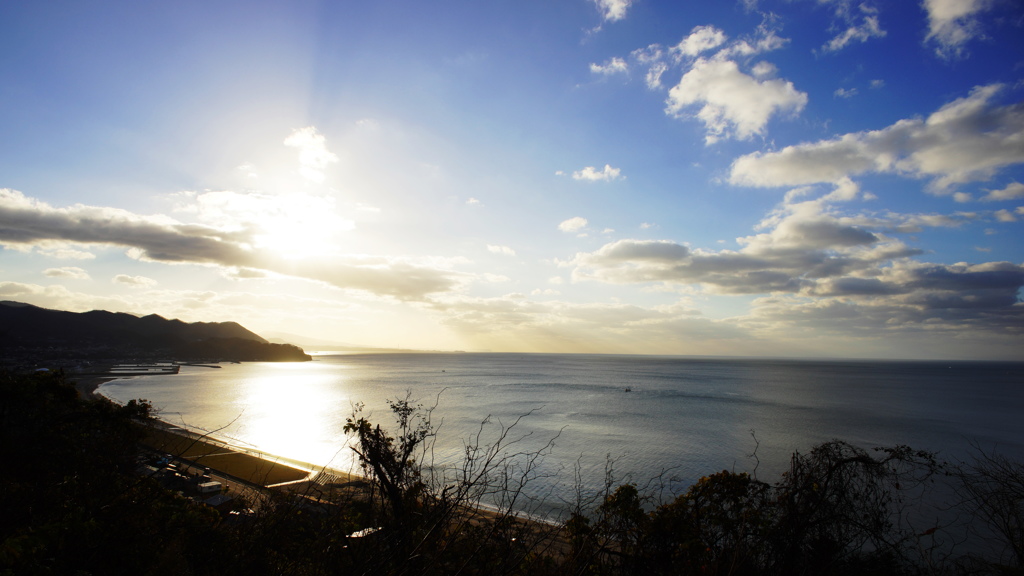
141;425;314;487
78;375;353;489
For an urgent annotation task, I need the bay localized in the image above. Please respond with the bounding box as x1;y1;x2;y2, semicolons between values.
99;353;1024;514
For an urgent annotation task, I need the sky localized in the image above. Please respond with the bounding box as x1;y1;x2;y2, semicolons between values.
1;0;1023;360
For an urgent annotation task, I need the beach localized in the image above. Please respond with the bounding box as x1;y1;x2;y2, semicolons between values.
140;424;314;487
77;375;354;491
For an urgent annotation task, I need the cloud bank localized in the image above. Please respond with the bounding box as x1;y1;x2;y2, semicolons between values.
730;84;1024;190
0;188;463;301
567;187;1024;338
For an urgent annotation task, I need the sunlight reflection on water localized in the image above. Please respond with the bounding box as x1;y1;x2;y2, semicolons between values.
98;354;1024;512
103;361;363;471
229;365;356;470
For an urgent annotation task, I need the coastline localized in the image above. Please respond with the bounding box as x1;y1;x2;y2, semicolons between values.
86;375;361;490
74;376;114;401
89;355;1024;508
141;422;317;487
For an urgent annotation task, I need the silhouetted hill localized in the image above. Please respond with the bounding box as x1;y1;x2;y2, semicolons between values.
0;301;310;362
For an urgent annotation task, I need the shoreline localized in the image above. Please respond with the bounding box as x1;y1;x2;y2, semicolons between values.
142;418;366;488
87;375;363;489
74;376;114;401
141;422;321;487
142;415;561;525
89;374;568;527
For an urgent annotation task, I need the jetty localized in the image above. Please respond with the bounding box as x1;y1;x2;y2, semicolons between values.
88;364;181;376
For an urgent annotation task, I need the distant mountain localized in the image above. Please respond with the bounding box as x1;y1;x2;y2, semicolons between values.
0;301;310;363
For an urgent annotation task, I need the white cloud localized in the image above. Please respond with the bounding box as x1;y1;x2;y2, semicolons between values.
487;244;516;256
670;25;728;59
572;164;623;181
466;197;482;206
590;57;628;76
922;0;994;58
43;266;89;279
37;245;96;260
598;23;803;143
834;87;858;99
954;192;973;203
730;84;1024;190
719;25;788;57
592;0;633;22
666;57;807;144
750;61;776;78
355;118;380;130
644;62;669;90
994;209;1017;222
822;8;886;52
982;182;1024;202
558;217;588;232
283;126;339;183
113;274;158;287
870;79;885;89
632;45;669;88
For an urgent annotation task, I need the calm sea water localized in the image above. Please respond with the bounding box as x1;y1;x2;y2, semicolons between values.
99;353;1024;513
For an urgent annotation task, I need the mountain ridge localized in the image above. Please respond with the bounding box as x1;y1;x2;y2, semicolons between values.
0;301;310;362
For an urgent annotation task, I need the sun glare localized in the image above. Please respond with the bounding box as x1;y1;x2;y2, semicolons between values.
230;366;357;470
250;192;352;258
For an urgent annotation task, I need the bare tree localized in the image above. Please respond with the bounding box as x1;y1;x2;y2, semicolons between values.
342;393;564;574
951;446;1024;573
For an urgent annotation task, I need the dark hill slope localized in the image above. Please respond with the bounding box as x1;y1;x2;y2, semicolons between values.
0;301;309;362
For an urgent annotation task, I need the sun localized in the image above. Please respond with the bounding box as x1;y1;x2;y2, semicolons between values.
249;192;353;258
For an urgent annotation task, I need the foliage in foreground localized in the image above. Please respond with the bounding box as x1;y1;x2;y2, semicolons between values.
1;370;1022;576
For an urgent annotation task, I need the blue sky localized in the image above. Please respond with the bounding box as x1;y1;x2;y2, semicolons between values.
2;0;1023;359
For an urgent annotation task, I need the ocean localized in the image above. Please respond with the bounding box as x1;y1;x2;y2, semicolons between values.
99;353;1024;515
